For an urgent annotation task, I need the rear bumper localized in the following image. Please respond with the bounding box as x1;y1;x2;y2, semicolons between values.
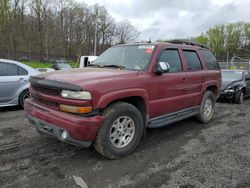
24;99;104;146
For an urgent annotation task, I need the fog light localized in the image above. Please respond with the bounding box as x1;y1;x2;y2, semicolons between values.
61;130;68;140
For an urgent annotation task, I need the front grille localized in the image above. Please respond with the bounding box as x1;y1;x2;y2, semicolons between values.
32;86;60;96
31;93;58;108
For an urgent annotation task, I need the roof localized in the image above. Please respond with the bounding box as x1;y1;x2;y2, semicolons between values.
116;40;209;50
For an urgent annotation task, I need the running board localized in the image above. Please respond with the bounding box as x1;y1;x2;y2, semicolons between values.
147;107;199;128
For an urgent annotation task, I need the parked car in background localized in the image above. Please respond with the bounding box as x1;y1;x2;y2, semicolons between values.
51;63;72;70
0;59;39;108
220;69;250;103
36;68;55;73
55;58;68;64
80;56;98;68
25;41;221;159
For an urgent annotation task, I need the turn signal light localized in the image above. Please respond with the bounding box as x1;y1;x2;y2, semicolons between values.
59;105;92;114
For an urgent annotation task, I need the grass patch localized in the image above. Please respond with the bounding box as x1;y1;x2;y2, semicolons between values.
22;61;79;68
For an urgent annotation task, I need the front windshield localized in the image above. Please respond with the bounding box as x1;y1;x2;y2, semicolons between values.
93;45;155;70
221;71;243;81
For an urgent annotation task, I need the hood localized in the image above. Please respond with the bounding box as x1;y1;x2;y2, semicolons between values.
35;68;138;86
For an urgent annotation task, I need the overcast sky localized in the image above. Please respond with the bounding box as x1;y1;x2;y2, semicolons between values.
81;0;250;41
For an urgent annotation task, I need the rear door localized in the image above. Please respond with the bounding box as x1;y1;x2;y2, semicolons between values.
0;62;29;104
149;47;191;117
181;49;206;106
245;73;250;96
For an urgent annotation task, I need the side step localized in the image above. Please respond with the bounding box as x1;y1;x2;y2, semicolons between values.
147;107;199;128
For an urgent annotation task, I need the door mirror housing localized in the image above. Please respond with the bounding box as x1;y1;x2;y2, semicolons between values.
155;62;170;74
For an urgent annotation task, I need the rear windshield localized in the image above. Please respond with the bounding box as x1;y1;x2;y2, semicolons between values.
93;45;155;70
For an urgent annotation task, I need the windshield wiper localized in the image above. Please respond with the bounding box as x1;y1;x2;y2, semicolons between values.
102;64;126;69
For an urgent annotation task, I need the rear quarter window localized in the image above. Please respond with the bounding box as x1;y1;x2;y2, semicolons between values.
200;49;220;70
18;66;28;75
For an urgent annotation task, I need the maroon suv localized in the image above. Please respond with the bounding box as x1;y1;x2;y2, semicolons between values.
25;41;221;159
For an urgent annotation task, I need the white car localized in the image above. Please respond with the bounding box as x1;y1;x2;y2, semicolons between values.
80;56;98;68
0;59;39;108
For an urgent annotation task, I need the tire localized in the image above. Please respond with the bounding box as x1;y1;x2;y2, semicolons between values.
19;89;30;108
94;102;144;159
234;90;244;104
197;91;216;123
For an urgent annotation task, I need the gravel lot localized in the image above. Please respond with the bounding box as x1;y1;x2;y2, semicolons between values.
0;100;250;188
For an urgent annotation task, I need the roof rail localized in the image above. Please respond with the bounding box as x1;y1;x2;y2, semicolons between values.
169;39;209;49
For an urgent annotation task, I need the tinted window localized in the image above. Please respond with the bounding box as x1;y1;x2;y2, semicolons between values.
158;49;182;72
18;66;28;75
200;49;220;70
0;62;18;76
183;50;203;71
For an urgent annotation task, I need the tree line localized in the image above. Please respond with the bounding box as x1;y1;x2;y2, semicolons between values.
0;0;140;61
194;22;250;61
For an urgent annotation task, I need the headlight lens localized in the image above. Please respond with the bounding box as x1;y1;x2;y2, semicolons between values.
61;90;92;100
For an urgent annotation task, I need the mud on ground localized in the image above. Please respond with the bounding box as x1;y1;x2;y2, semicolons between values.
0;100;250;188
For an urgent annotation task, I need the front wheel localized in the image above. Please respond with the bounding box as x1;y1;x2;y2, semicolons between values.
234;90;244;104
19;90;30;108
197;91;216;123
94;102;144;159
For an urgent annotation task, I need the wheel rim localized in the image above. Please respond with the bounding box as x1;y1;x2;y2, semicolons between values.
109;116;135;149
204;98;213;117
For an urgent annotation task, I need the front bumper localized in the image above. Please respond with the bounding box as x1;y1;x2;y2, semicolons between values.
219;90;235;99
24;99;104;147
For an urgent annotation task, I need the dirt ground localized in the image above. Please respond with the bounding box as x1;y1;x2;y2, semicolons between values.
1;100;250;188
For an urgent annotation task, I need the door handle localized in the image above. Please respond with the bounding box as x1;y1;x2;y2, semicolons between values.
181;77;187;82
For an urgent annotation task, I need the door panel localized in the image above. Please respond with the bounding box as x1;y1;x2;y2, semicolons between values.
182;50;206;106
149;72;191;118
246;79;250;96
0;76;28;103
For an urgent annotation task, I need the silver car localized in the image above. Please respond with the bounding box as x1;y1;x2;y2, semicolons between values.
0;59;39;108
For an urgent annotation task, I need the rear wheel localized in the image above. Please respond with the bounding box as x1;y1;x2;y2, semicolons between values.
234;90;244;104
19;90;29;108
94;102;143;159
197;91;216;123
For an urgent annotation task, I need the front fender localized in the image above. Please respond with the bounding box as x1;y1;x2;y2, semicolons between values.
16;81;30;98
96;88;149;114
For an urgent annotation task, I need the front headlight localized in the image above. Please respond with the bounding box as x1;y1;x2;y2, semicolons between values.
61;90;92;100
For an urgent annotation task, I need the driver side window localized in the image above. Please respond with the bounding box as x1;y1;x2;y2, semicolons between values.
158;49;182;72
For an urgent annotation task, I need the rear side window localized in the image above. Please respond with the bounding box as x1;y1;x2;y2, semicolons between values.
158;49;182;72
0;62;18;76
200;49;220;70
18;66;28;75
183;50;203;71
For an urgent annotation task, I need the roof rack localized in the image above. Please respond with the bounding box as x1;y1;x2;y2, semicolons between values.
169;39;209;49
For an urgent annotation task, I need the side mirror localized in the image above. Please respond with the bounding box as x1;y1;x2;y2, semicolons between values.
155;62;170;74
